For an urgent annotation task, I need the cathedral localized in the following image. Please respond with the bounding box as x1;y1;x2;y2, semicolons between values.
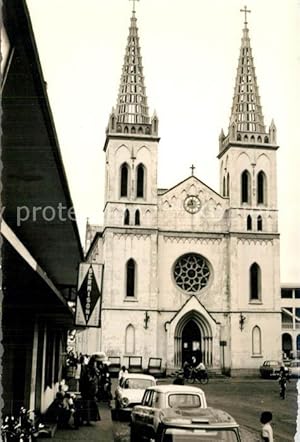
84;6;281;375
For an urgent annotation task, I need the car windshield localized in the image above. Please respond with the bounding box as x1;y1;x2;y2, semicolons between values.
124;379;154;389
162;427;239;441
168;394;201;408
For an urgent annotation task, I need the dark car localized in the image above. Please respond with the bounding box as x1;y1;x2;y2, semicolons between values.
259;360;283;378
131;406;241;441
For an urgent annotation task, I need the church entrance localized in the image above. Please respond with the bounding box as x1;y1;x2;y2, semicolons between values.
173;309;213;368
182;320;201;365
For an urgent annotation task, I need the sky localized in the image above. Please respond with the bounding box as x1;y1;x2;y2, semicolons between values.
26;0;300;283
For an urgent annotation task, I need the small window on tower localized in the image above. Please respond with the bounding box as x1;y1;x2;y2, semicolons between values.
257;215;263;231
135;210;140;225
120;163;129;197
250;263;261;301
247;215;252;230
124;209;130;225
136;164;145;198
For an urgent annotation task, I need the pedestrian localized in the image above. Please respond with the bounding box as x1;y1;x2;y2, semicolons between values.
79;356;101;425
260;411;273;442
118;365;128;384
278;370;289;399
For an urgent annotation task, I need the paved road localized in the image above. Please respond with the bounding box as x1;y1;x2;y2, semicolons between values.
41;377;298;441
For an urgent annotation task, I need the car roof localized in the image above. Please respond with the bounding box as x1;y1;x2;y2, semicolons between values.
162;407;238;427
144;384;205;394
123;373;156;380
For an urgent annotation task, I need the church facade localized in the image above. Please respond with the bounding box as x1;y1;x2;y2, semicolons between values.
84;8;281;374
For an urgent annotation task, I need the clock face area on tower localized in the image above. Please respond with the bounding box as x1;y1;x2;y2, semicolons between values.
173;253;211;294
183;195;201;214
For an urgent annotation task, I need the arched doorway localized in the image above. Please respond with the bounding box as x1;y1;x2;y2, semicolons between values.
282;333;292;358
182;320;201;365
174;309;213;368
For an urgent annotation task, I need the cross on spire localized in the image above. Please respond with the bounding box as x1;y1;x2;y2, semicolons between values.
190;164;195;176
129;0;139;14
240;5;251;25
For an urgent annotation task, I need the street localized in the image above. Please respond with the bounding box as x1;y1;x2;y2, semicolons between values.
43;377;298;441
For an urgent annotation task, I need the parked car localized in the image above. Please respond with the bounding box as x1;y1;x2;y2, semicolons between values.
259;360;283;378
130;384;207;440
289;360;300;378
114;373;156;419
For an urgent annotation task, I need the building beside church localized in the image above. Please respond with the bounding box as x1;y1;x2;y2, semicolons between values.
84;7;281;375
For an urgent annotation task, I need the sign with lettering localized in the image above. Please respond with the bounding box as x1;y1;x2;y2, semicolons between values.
75;263;103;327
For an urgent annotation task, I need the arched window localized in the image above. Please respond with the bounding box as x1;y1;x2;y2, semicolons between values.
264;136;269;143
252;326;262;355
126;259;136;297
124;209;130;225
136;164;145;198
120;163;129;197
226;173;230;197
135;210;140;225
250;263;261;300
257;171;266;204
241;170;251;203
125;324;135;354
222;176;226;196
257;215;263;231
237;133;241;141
247;215;252;230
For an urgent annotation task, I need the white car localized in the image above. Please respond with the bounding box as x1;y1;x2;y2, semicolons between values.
131;384;207;440
114;373;156;418
289;360;300;378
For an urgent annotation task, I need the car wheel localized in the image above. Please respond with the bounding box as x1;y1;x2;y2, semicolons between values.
130;425;139;442
111;408;119;421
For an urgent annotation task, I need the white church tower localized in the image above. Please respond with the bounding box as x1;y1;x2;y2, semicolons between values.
218;7;281;371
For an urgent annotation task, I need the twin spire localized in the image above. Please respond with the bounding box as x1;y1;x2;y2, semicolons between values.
107;5;276;148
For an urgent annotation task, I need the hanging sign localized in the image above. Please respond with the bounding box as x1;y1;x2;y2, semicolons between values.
75;263;103;327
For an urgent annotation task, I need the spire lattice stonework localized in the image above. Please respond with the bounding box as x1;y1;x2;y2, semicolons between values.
115;10;149;124
229;9;265;134
219;7;277;153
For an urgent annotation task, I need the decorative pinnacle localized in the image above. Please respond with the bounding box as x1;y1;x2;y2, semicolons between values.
240;5;251;26
129;0;139;14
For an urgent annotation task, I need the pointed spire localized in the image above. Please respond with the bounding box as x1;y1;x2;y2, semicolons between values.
115;9;149;125
228;7;266;136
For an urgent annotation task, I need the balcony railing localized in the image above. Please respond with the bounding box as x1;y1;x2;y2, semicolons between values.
282;322;293;329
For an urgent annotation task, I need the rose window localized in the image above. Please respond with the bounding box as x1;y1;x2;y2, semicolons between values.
173;253;210;293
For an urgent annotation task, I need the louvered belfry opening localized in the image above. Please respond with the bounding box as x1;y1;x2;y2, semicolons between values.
230;25;266;135
116;12;149;125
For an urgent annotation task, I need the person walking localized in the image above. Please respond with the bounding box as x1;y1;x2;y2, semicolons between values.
260;411;273;442
79;356;101;425
118;366;128;384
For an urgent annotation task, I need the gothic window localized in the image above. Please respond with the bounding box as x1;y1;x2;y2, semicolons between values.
241;170;251;203
173;253;210;293
131;126;136;134
125;324;135;354
257;136;262;143
264;136;269;143
252;326;262;355
250;263;261;301
257;215;263;231
120;163;129;197
247;215;252;230
126;259;136;297
223;176;226;196
124;209;130;225
237;133;241;141
257;171;266;204
135;210;140;225
136;164;145;198
227;173;230;197
124;126;129;133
